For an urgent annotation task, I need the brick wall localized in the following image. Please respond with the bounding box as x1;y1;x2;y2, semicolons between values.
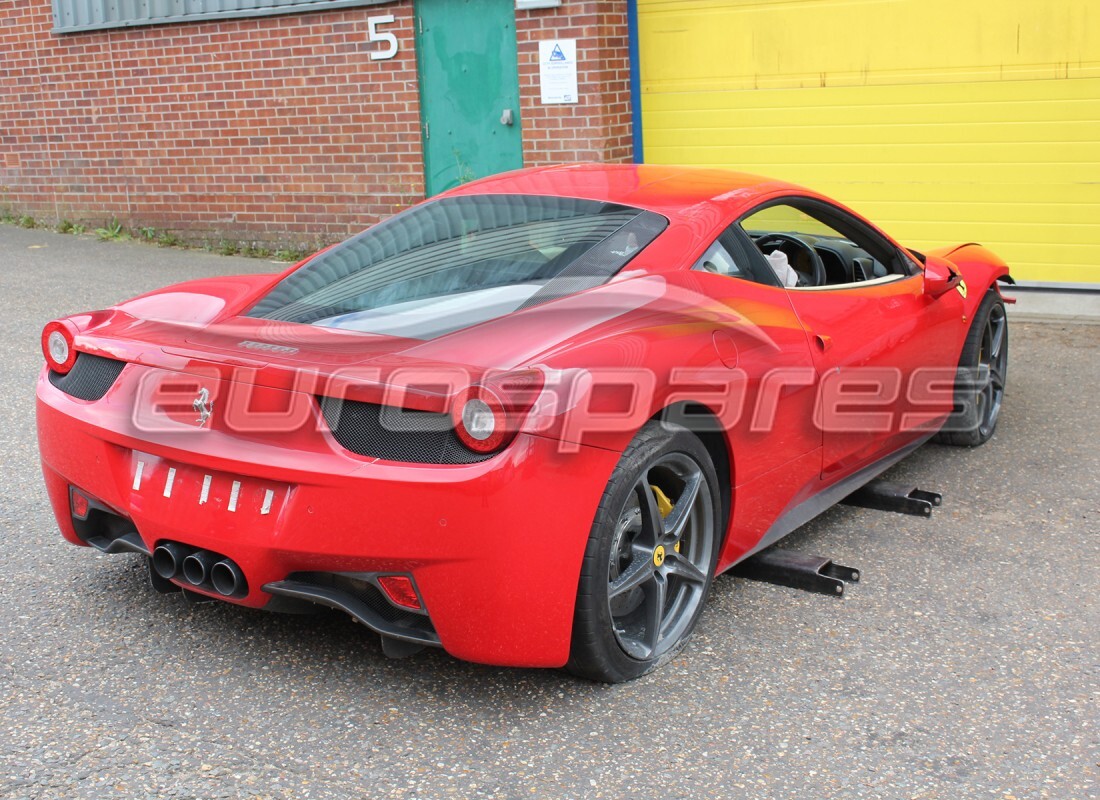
516;2;634;166
0;0;633;247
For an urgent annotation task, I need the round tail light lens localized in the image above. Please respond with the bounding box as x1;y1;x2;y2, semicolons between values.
461;398;497;440
451;370;544;456
453;389;508;454
42;320;78;374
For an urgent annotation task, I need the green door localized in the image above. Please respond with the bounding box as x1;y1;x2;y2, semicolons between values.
415;0;523;196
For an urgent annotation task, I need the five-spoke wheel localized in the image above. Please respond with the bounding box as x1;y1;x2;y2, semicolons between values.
976;300;1008;440
606;453;713;661
937;288;1009;447
568;421;720;682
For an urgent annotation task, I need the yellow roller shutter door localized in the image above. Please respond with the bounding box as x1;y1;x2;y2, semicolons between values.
637;0;1100;284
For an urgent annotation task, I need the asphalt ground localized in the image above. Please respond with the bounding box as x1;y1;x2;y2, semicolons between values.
0;225;1096;800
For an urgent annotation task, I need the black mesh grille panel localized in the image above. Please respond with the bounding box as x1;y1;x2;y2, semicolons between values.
48;353;126;401
319;396;493;465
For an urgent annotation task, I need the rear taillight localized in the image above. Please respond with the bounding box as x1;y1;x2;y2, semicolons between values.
42;320;78;374
451;370;544;455
453;387;509;454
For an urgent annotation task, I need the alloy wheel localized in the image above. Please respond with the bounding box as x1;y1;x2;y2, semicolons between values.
606;453;714;661
976;303;1008;439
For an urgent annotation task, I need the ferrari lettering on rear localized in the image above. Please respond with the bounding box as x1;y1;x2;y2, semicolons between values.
237;340;300;355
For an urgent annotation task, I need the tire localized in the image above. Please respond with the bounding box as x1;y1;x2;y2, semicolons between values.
567;420;722;683
935;289;1008;447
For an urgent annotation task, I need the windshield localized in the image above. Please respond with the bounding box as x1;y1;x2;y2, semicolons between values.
247;194;668;340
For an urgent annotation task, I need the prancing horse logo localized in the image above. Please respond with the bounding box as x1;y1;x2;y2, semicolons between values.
192;388;213;428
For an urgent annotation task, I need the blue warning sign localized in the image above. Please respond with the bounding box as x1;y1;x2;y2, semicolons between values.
549;43;567;62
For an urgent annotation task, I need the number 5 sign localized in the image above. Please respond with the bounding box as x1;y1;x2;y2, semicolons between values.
368;14;399;60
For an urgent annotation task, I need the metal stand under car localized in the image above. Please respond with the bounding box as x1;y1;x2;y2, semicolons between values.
733;479;943;596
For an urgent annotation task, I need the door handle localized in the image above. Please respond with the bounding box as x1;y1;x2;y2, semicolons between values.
500;108;514;126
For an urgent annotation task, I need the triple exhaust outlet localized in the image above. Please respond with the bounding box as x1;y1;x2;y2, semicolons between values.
152;541;246;597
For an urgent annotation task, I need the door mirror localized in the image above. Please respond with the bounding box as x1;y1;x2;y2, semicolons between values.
923;254;962;297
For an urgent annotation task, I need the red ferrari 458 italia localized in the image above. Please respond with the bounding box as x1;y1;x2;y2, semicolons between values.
37;165;1011;681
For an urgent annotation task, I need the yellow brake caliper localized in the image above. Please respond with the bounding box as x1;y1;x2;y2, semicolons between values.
649;485;681;553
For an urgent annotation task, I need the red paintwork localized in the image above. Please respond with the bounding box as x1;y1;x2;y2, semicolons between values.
36;164;1011;668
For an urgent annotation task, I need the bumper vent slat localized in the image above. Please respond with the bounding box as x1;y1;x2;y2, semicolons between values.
48;353;126;401
318;396;492;465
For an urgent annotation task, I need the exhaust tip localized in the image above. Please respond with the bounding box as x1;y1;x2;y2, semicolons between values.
152;542;187;580
211;559;245;597
182;550;216;586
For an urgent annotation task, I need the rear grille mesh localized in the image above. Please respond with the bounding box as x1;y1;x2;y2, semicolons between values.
48;353;126;401
318;396;492;465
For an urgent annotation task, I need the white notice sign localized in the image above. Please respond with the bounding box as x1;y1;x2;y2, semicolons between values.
538;39;579;104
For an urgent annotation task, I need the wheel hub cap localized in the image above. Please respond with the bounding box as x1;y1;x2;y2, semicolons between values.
652;545;666;567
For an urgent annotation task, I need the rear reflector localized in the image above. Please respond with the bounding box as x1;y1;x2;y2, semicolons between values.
377;575;422;610
70;488;91;519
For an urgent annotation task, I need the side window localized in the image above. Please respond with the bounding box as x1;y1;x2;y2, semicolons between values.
692;229;781;287
737;201;912;289
694;240;742;277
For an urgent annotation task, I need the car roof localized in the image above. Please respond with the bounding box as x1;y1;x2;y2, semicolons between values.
444;163;807;220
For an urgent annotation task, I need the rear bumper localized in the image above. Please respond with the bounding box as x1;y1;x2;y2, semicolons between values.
36;370;621;668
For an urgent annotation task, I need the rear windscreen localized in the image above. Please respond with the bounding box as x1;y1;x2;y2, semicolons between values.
247;194;668;340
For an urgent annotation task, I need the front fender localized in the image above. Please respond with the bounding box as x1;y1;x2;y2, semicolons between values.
925;243;1012;316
